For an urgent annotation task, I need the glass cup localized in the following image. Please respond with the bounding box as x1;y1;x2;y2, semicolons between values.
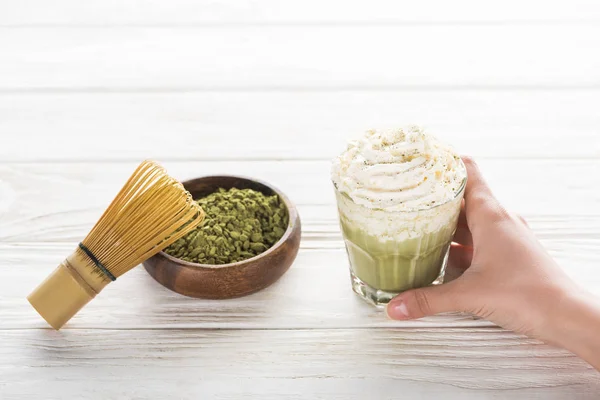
333;166;466;306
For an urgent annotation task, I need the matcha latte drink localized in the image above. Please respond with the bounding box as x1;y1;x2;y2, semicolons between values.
331;127;466;306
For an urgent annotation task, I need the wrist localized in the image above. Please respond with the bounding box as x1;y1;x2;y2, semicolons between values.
549;290;600;370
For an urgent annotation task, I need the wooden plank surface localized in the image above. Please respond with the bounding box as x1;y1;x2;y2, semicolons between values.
1;238;598;331
1;26;599;90
2;0;600;26
0;161;597;244
1;91;599;162
1;328;599;400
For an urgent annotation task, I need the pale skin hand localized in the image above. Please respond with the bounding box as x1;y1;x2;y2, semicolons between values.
386;156;600;370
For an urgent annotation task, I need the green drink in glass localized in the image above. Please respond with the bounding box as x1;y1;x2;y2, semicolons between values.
331;127;467;306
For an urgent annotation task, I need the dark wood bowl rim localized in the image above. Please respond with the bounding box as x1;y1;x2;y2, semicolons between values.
156;174;298;270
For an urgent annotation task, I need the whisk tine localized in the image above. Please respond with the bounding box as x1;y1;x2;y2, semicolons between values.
27;160;205;330
85;161;203;277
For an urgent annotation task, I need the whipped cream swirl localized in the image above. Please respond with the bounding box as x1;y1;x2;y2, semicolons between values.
331;126;466;212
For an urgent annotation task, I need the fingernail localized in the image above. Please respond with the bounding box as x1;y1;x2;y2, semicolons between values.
386;300;409;320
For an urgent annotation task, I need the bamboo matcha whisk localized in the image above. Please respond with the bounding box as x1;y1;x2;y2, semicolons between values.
27;160;205;330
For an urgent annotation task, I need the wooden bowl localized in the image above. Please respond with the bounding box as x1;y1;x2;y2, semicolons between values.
142;175;301;299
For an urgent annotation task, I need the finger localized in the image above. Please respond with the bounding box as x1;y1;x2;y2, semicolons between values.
453;206;473;247
386;280;464;320
462;156;494;201
448;243;473;270
461;156;508;233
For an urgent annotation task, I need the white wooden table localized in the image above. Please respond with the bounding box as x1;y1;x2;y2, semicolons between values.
1;1;600;398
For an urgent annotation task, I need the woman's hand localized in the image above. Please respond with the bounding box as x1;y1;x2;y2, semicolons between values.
386;156;600;369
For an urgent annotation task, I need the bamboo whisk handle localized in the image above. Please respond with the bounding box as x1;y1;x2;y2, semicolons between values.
27;251;111;330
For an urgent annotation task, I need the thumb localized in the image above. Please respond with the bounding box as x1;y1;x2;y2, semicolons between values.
386;281;463;320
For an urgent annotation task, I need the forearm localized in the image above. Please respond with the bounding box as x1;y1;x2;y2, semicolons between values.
551;291;600;370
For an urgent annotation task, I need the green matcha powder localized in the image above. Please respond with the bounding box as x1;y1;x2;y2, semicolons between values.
165;187;289;265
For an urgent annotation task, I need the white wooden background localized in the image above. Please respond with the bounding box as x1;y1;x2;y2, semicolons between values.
1;1;600;398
